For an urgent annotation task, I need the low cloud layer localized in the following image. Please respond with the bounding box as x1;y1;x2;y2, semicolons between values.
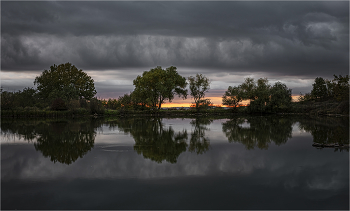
1;1;348;97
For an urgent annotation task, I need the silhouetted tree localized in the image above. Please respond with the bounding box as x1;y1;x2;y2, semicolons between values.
222;86;243;112
223;78;291;113
188;74;210;111
133;66;187;109
311;77;328;100
34;62;96;104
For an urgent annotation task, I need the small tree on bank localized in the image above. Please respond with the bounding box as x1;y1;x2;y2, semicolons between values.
188;74;210;111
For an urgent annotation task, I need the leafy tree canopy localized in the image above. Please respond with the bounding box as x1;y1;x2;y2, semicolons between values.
222;86;243;109
300;74;349;102
311;77;328;100
239;77;256;100
269;82;292;111
332;74;349;101
188;73;210;110
223;77;292;113
133;66;187;109
34;62;96;102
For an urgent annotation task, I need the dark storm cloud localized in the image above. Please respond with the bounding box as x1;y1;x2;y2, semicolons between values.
2;2;348;38
1;1;349;79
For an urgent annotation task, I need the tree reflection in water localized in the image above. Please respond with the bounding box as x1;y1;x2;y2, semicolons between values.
34;120;98;164
107;117;213;163
222;116;293;150
298;116;349;152
188;117;212;154
1;118;101;165
109;118;188;164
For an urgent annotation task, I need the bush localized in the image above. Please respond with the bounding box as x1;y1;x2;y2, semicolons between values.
105;109;120;116
67;99;80;111
89;98;105;114
51;98;67;111
73;108;89;115
79;99;89;109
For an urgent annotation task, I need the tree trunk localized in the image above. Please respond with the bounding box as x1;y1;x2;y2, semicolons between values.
158;97;163;110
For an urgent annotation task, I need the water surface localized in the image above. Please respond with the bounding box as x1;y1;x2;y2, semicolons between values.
1;116;349;209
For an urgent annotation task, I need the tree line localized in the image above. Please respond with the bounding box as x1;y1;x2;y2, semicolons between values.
299;75;349;102
1;62;349;115
102;68;212;111
222;78;292;113
1;63;102;114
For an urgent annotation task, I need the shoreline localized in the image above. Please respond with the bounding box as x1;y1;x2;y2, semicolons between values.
1;110;349;119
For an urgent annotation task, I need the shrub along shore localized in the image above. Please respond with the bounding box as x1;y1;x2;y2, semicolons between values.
1;99;348;118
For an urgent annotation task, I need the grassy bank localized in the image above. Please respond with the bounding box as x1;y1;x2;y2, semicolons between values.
290;100;349;116
1;100;348;118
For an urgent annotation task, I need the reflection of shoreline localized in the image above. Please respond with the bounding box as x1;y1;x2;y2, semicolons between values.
222;115;349;151
312;143;350;147
297;116;349;149
2;115;349;163
107;117;214;163
0;118;104;164
222;116;293;150
312;143;349;152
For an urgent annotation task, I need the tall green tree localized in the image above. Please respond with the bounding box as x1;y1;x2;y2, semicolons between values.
118;93;133;109
250;78;271;112
239;77;256;101
188;73;210;110
133;66;187;109
268;82;292;112
332;74;349;101
222;86;243;111
311;77;328;100
16;87;38;108
223;78;292;113
34;62;96;102
106;98;121;110
131;89;148;110
0;90;17;110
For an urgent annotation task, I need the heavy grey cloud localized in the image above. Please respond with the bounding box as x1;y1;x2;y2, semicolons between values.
1;1;349;96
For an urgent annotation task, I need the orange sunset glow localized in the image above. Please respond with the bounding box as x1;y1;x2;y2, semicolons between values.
160;95;300;107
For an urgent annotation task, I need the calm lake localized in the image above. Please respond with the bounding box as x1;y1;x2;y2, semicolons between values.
1;115;349;210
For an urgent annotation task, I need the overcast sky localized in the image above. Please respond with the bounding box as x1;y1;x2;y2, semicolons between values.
1;1;349;104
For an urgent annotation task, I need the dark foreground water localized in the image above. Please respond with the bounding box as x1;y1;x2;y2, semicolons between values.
1;115;349;210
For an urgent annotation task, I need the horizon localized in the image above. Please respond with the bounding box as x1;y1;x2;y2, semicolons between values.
1;1;348;102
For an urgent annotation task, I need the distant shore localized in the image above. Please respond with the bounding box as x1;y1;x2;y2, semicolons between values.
1;102;348;118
